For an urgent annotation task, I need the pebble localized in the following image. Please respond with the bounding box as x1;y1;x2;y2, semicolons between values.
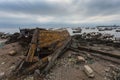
8;50;17;56
24;76;34;80
1;62;5;65
105;68;110;72
34;69;40;75
10;65;16;70
77;56;85;62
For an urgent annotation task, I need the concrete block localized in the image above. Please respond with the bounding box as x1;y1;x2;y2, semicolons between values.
84;65;94;78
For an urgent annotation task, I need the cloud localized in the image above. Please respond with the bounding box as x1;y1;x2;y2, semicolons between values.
0;0;120;28
82;0;120;16
0;0;72;16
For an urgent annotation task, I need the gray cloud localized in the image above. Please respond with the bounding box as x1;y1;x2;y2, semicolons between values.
0;0;120;28
0;0;120;17
0;0;72;16
75;0;120;17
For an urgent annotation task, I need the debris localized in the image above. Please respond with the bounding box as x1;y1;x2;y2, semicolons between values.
73;28;82;33
24;76;34;80
34;69;41;80
77;56;85;62
34;69;40;75
104;68;110;72
68;58;75;62
8;50;17;56
48;56;52;61
104;65;120;80
1;27;120;80
78;46;120;59
17;57;48;75
84;65;95;78
86;53;93;59
116;29;120;32
68;53;72;58
42;37;71;73
6;33;20;44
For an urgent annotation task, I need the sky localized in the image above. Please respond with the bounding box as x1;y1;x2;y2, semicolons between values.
0;0;120;28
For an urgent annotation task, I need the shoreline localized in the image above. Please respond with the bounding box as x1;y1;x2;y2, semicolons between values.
0;39;7;43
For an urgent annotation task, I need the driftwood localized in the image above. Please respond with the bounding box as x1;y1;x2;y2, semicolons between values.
8;57;48;80
22;57;48;75
78;46;120;59
70;47;120;64
42;38;71;74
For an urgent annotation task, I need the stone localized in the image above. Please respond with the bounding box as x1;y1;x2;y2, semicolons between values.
84;65;94;78
34;69;40;77
68;58;76;63
86;53;93;59
48;56;52;61
10;65;16;70
77;56;85;62
1;62;5;65
8;50;17;56
68;53;72;58
24;76;34;80
105;68;110;72
0;72;5;79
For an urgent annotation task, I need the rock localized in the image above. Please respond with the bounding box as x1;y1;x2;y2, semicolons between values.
48;56;52;61
34;69;43;80
68;58;76;63
1;62;5;65
77;56;85;62
86;53;93;59
10;65;16;70
34;69;40;77
0;72;5;79
84;65;94;78
68;53;72;58
105;68;110;72
8;50;17;56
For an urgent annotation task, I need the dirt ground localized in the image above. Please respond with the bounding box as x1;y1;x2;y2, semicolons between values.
44;50;120;80
0;41;120;80
0;42;24;79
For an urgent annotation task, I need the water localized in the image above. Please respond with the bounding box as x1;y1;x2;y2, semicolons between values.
81;28;120;38
67;28;120;38
0;27;120;38
0;40;6;48
0;42;4;48
0;28;19;34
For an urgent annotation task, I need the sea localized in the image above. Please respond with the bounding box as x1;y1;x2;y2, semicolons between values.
0;27;120;38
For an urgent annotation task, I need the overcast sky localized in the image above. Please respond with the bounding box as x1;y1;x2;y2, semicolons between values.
0;0;120;28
